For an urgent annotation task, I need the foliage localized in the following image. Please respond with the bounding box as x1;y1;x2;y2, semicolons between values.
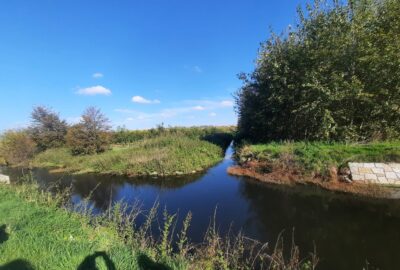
29;106;68;151
0;130;36;166
113;125;235;148
66;107;111;155
34;134;228;176
236;0;400;142
237;140;400;177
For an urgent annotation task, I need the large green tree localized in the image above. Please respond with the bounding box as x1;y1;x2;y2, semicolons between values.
236;0;400;142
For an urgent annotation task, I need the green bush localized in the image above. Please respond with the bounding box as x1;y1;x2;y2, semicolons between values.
0;130;36;166
236;0;400;142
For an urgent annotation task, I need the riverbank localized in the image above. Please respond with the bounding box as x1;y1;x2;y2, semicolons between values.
0;182;316;269
229;141;400;197
32;134;230;177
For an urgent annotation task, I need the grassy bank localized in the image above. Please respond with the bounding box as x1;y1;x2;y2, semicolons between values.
0;184;141;269
0;183;317;269
230;141;400;196
33;134;230;176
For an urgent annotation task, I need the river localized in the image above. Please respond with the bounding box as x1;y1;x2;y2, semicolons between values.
2;144;400;269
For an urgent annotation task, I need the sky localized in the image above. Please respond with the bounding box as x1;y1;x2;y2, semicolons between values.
0;0;307;130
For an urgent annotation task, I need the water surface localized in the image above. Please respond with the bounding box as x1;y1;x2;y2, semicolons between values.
2;146;400;270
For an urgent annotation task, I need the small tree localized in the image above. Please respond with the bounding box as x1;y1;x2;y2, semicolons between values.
30;106;68;150
66;107;111;155
0;130;36;166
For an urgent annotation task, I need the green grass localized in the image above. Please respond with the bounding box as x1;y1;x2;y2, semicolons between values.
237;141;400;176
0;184;143;269
33;135;228;176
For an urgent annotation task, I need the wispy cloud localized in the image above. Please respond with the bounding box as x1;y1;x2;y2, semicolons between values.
76;85;111;96
209;112;217;117
185;65;203;73
193;66;202;73
132;96;161;104
92;72;103;79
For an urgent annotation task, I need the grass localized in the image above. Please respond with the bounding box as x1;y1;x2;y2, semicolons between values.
0;184;140;269
33;135;229;176
0;182;317;270
236;141;400;177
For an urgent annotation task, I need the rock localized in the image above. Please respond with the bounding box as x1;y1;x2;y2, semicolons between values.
0;174;10;184
340;175;352;183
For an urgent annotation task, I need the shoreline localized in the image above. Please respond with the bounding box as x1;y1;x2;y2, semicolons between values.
227;164;392;199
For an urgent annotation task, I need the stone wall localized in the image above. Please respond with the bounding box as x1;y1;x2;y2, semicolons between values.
349;163;400;185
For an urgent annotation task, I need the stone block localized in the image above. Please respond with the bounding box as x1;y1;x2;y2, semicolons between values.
389;163;400;169
0;174;10;184
393;168;400;173
359;168;373;174
386;172;398;179
352;174;364;181
378;177;389;184
365;174;377;180
375;163;385;168
364;163;376;168
372;168;384;174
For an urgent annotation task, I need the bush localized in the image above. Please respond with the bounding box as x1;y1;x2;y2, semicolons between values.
0;130;36;166
236;0;400;142
66;107;111;155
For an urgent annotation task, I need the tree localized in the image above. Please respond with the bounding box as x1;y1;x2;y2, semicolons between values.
235;0;400;142
66;107;111;155
0;130;36;166
30;106;68;150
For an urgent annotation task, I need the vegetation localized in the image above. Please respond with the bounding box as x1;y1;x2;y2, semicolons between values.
0;181;317;269
29;106;67;151
67;107;111;155
235;0;400;142
113;125;235;149
0;130;36;166
34;134;230;176
235;140;400;179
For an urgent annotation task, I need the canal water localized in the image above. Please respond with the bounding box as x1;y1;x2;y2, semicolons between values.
2;145;400;270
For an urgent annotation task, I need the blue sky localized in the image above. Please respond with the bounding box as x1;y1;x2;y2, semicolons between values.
0;0;306;130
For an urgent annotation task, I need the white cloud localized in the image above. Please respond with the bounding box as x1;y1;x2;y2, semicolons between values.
192;105;205;111
76;85;111;96
132;96;161;104
92;72;103;79
209;112;217;117
220;100;234;107
185;65;203;73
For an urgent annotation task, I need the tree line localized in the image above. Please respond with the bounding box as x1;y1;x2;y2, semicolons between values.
235;0;400;142
0;106;111;165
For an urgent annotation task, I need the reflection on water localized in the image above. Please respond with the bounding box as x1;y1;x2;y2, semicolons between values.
3;145;400;270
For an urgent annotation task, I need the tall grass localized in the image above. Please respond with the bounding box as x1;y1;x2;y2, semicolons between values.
0;180;318;269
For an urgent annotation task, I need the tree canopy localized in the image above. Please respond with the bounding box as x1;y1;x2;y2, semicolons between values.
29;106;68;150
235;0;400;142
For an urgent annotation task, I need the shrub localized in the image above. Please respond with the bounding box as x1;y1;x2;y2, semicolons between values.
0;130;36;166
66;107;111;155
29;106;68;150
236;0;400;142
